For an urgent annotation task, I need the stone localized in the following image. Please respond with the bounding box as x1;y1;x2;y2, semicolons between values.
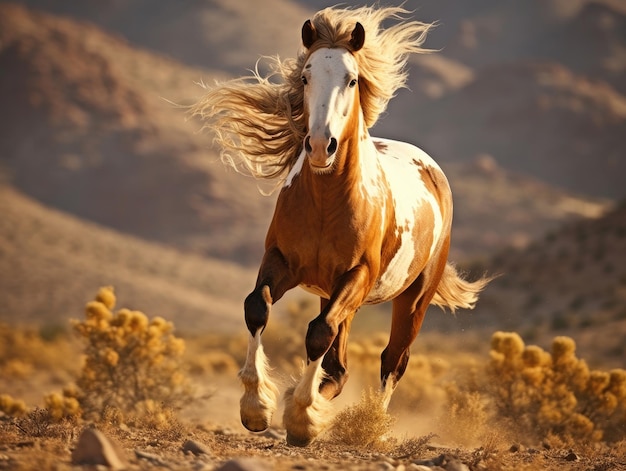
182;439;211;456
444;459;470;471
216;458;270;471
71;428;127;470
134;449;169;467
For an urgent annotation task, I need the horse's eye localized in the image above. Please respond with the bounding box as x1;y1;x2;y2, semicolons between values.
301;76;308;85
349;78;357;88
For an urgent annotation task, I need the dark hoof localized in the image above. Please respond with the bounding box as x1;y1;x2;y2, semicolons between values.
241;416;270;433
286;432;313;447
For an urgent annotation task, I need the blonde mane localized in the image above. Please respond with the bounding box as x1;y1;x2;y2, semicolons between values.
189;5;434;182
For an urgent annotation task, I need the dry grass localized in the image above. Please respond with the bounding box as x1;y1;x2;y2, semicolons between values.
327;388;395;450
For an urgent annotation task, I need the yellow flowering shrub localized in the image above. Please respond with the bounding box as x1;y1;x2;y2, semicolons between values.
0;323;73;378
43;390;81;422
487;331;626;443
0;393;28;417
71;287;191;420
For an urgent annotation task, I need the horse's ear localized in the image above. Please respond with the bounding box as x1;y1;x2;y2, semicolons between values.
302;19;317;49
350;22;365;52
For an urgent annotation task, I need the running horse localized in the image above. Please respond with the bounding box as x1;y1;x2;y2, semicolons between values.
191;6;490;446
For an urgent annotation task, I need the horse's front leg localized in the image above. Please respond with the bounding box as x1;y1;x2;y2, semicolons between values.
239;248;297;432
283;265;371;446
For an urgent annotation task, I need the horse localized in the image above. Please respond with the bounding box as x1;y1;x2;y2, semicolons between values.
190;6;490;447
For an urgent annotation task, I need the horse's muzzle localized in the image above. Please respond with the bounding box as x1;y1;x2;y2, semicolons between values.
304;135;337;170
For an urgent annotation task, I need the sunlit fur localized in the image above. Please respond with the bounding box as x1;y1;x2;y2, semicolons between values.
189;6;434;184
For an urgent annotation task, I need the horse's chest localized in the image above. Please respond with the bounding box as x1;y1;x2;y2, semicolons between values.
275;202;368;296
283;216;362;273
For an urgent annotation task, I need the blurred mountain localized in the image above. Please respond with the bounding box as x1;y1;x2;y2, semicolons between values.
9;0;626;199
0;2;275;265
382;61;626;199
407;0;626;93
8;0;314;73
444;156;609;262
0;184;255;331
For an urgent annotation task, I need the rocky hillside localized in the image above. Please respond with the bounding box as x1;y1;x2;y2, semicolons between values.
473;199;626;366
414;0;626;94
443;156;609;262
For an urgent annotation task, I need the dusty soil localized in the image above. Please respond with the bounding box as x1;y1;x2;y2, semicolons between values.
1;375;625;471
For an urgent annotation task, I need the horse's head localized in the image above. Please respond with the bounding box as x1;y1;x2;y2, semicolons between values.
300;20;365;173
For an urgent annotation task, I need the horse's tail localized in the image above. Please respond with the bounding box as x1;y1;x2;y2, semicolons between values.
430;263;492;313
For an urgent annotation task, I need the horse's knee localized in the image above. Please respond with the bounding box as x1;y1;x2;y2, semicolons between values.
305;315;338;361
244;285;272;335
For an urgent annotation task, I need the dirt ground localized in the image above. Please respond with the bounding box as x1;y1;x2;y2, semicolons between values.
2;374;625;471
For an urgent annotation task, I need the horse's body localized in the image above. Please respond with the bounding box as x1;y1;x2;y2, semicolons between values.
192;6;489;447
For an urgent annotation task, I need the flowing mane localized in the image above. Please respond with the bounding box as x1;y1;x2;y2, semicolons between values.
189;5;434;182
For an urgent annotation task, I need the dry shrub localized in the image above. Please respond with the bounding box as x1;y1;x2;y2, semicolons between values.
0;393;28;417
118;400;188;441
43;388;81;421
488;331;626;444
327;388;395;450
187;350;240;376
71;286;192;421
12;407;78;438
391;432;437;459
0;323;76;379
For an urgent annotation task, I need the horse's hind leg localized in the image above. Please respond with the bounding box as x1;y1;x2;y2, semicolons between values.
239;248;297;432
380;254;447;409
380;280;428;409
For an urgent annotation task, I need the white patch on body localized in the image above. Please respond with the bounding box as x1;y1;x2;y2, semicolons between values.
364;138;445;303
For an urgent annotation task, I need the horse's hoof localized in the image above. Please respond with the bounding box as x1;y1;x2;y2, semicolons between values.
241;415;271;433
286;432;314;447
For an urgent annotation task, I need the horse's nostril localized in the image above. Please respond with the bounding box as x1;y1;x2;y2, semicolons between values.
327;137;337;155
304;136;312;154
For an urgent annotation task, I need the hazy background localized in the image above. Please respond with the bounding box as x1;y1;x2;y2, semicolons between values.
1;0;625;365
